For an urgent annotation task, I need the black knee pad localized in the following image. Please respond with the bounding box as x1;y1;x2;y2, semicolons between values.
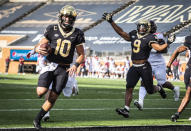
47;91;58;104
48;97;56;104
162;81;174;89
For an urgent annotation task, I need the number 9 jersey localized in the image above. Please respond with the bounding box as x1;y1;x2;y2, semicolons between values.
129;30;157;60
44;24;85;64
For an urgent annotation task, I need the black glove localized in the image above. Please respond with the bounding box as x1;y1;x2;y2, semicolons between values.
167;34;176;45
102;13;113;23
166;66;172;76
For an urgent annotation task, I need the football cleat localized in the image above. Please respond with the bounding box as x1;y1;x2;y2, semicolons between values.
174;86;180;101
188;117;191;121
72;86;79;96
116;108;129;118
171;113;179;122
134;100;143;111
42;116;50;122
33;120;42;130
158;86;167;99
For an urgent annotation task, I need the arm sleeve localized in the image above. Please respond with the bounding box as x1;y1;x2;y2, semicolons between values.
44;25;52;41
128;30;137;40
76;30;85;46
148;34;158;47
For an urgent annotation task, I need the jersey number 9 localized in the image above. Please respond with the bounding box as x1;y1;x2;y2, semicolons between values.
133;40;141;53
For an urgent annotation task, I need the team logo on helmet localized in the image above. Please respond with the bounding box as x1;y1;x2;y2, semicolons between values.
137;19;151;35
58;5;77;30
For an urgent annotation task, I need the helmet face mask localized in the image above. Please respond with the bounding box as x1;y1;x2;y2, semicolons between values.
150;20;157;33
58;5;77;31
137;19;151;35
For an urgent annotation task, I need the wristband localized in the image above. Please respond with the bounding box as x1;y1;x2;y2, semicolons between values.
74;62;80;68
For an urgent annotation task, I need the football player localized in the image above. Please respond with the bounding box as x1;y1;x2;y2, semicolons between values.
103;13;175;118
27;50;79;122
134;20;180;111
167;34;191;122
32;5;85;129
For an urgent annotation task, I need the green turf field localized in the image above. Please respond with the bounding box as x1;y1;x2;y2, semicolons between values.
0;74;190;128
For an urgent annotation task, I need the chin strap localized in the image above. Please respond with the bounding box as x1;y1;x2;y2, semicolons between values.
60;24;72;33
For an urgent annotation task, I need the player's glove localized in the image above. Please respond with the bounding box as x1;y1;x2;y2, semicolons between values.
167;34;176;45
102;13;113;23
166;66;172;76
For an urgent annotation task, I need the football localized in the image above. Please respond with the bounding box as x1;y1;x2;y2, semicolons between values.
38;43;52;55
40;43;50;49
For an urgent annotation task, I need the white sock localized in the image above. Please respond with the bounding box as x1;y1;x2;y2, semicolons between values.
124;105;130;111
44;111;50;117
138;86;147;108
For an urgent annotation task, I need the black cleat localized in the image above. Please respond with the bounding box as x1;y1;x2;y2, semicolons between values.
33;120;42;130
42;116;50;122
171;113;179;122
134;100;143;111
116;108;129;118
159;86;167;99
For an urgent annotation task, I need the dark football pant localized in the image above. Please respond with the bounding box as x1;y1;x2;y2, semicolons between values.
38;65;69;95
126;61;154;94
184;66;191;89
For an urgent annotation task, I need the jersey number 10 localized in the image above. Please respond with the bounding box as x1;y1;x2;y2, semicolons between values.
55;38;71;57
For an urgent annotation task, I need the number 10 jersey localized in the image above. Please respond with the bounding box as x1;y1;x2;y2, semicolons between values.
44;24;85;64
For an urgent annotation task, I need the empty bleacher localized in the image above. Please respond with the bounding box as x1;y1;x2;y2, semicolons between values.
0;2;45;31
0;0;190;55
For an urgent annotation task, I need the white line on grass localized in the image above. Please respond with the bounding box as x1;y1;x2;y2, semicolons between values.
0;108;190;112
0;98;175;101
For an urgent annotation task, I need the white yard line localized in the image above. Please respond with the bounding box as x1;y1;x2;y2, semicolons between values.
0;108;190;112
0;98;174;101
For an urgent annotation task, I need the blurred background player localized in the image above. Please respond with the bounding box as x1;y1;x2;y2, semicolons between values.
103;13;175;118
35;53;47;73
5;56;10;74
167;34;191;122
31;5;85;129
172;58;180;81
18;56;25;75
134;20;180;111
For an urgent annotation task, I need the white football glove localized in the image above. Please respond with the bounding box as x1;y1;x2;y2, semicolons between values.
167;34;176;45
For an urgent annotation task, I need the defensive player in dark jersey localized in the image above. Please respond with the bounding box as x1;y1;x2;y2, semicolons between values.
32;5;85;129
167;35;191;122
103;13;175;118
134;20;179;111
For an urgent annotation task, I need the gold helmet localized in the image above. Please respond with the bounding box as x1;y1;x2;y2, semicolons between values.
137;19;151;35
58;5;77;30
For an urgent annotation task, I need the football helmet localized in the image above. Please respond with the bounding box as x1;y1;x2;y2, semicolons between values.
58;5;77;30
137;19;151;35
150;20;157;33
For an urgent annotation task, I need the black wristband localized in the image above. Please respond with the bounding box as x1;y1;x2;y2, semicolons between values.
109;19;113;23
74;62;80;68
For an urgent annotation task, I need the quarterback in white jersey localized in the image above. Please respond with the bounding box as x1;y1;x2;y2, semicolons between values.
134;21;180;111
